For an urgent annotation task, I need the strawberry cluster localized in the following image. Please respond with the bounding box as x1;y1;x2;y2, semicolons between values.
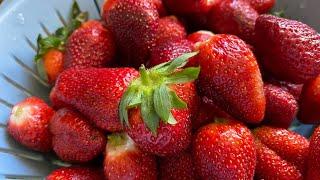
5;0;320;179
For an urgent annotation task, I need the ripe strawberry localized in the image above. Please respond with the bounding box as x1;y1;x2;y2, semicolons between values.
46;167;104;180
263;83;298;128
104;133;157;180
163;0;219;14
152;0;167;16
255;15;320;83
306;126;320;179
193;119;256;179
51;67;138;132
267;78;303;101
197;34;265;124
40;49;64;84
254;126;309;177
64;20;115;68
7;97;54;152
187;30;214;45
50;108;106;163
298;75;320;124
247;0;275;13
159;151;198;180
155;16;187;45
147;39;193;67
207;0;259;44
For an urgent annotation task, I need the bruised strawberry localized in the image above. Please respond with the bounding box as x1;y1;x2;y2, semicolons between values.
7;97;54;152
208;0;259;44
193;119;256;179
51;67;138;132
197;34;265;124
306;126;320;179
64;20;115;68
255;15;320;83
50;108;106;163
247;0;275;13
187;30;214;45
163;0;219;14
263;84;298;128
104;133;157;180
155;16;187;45
46;167;104;180
298;75;320;124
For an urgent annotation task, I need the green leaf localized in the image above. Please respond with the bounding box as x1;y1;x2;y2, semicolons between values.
71;1;81;19
119;86;138;126
153;84;171;122
167;113;177;125
169;90;187;109
272;10;285;18
165;67;200;84
141;91;160;134
127;90;142;108
165;52;198;73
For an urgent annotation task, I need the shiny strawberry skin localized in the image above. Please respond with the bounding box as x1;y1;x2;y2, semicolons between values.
64;20;115;69
306;126;320;180
263;84;298;128
46;167;104;180
51;67;138;132
193;119;256;179
163;0;220;14
298;75;320;124
187;30;214;45
50;108;106;163
208;0;258;44
197;34;265;124
7;97;54;152
152;0;167;16
155;16;187;45
247;0;275;13
266;78;303;101
255;15;320;83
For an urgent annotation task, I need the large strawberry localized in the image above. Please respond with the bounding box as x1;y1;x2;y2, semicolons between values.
298;75;320;124
247;0;275;14
64;20;116;68
46;167;104;180
50;67;138;132
193;118;256;179
255;15;320;83
306;126;320;179
50;108;106;163
104;133;157;180
7;97;54;152
207;0;259;44
197;34;265;124
253;126;309;178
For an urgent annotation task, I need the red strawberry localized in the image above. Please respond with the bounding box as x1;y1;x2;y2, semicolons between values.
253;126;309;178
103;0;159;67
208;0;259;44
247;0;275;13
159;151;198;180
197;34;265;124
64;20;115;69
298;75;320;124
46;167;104;180
255;15;320;83
147;39;193;67
104;133;157;180
263;83;298;128
193;119;256;179
163;0;220;14
152;0;167;16
155;16;187;45
187;30;214;45
306;126;320;179
51;67;138;132
267;78;303;101
50;108;106;163
7;97;54;152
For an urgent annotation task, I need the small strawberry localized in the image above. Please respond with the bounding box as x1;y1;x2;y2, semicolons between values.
306;126;320;179
51;67;138;132
187;30;214;45
104;133;157;180
64;20;116;68
46;167;104;180
207;0;259;44
266;77;303;101
255;15;320;83
197;34;265;124
247;0;275;13
50;108;106;163
193;118;256;179
253;126;309;177
39;49;64;85
163;0;219;14
263;83;298;128
298;75;320;124
7;97;54;152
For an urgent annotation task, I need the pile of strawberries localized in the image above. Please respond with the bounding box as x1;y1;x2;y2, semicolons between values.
6;0;320;179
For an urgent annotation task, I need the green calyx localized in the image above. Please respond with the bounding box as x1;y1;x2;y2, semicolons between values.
119;52;200;134
272;10;285;18
108;133;129;147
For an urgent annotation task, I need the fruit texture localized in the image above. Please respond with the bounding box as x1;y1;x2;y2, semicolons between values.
247;0;275;14
306;126;320;180
46;167;104;180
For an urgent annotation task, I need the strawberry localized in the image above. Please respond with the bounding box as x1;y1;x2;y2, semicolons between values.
163;0;219;14
147;39;193;67
50;108;106;163
159;151;198;180
253;126;309;178
64;20;116;69
197;34;265;124
207;0;259;44
46;167;104;180
103;0;159;67
298;75;320;124
7;97;54;152
187;30;214;45
51;67;138;132
40;49;64;84
104;133;157;180
152;0;167;16
193;118;256;179
247;0;275;13
266;78;303;101
263;83;298;128
306;126;320;179
255;15;320;83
